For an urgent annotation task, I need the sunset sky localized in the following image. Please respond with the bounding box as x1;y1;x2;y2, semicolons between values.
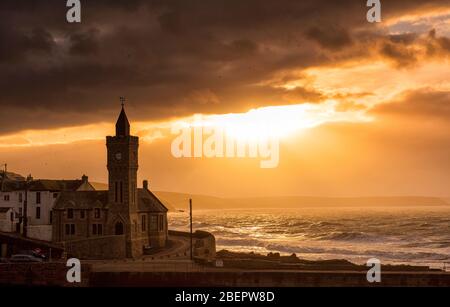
0;0;449;197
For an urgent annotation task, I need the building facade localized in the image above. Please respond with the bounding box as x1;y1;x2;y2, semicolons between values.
52;106;168;259
0;171;95;240
0;207;18;232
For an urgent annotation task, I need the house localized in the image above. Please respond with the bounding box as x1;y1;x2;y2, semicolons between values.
0;207;18;232
0;171;95;240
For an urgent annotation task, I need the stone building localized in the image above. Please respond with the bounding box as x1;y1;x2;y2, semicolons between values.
0;171;95;240
52;105;168;258
0;207;17;232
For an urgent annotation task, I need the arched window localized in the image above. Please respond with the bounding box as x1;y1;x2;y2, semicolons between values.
115;221;124;235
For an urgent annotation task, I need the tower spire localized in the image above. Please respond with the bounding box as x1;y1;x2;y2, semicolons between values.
115;97;130;136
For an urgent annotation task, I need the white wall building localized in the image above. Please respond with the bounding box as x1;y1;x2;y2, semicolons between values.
0;171;95;241
0;207;18;232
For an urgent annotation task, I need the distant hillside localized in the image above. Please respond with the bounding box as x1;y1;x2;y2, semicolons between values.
154;191;450;210
154;191;226;211
90;182;176;211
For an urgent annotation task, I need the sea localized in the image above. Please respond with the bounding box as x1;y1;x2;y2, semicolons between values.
168;206;450;269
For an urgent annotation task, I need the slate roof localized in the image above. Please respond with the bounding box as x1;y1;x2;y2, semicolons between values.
53;191;109;210
116;106;130;136
0;180;25;192
0;179;87;192
53;189;168;213
138;188;168;213
0;171;25;181
28;180;85;191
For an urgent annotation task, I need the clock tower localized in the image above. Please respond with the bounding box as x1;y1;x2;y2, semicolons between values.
106;103;144;257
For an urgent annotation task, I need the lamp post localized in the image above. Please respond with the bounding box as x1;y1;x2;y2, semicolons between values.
189;198;193;261
22;175;31;237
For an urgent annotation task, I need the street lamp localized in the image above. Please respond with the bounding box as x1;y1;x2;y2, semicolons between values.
190;198;193;261
22;175;32;237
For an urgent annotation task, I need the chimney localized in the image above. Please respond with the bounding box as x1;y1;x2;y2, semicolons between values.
143;180;148;190
82;174;88;183
26;174;33;181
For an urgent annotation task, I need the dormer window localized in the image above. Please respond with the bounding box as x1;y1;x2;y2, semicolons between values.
67;208;74;219
94;208;101;219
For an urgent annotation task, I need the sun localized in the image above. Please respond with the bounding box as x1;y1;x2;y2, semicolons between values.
177;101;371;142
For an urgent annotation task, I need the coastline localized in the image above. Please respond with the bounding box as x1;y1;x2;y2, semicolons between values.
215;250;445;272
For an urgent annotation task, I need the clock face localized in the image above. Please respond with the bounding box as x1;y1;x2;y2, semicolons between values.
115;152;122;160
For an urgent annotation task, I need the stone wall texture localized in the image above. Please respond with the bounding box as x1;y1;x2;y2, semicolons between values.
27;225;52;241
63;235;126;259
0;262;91;287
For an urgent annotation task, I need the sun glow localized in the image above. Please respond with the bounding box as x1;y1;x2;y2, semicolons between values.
0;101;370;148
172;101;371;141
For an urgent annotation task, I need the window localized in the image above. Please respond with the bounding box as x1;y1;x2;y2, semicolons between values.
3;194;10;201
94;208;101;219
53;193;58;199
80;210;85;219
150;215;158;231
36;207;41;219
115;182;118;202
92;224;103;235
19;193;22;203
120;182;123;203
141;215;146;232
36;192;41;204
10;212;14;222
67;209;74;219
159;215;164;231
49;211;53;224
65;224;75;235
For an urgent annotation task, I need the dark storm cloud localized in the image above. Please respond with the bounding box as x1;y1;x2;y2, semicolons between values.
379;41;418;67
388;33;418;45
378;29;450;67
0;0;448;134
371;89;450;120
427;29;450;55
305;26;353;50
0;26;55;62
69;28;99;55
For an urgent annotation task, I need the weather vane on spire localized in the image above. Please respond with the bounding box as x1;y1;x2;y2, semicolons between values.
120;96;125;108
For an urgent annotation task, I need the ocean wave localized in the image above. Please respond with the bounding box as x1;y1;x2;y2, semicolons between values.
401;241;450;249
309;231;382;242
170;207;450;265
217;238;266;248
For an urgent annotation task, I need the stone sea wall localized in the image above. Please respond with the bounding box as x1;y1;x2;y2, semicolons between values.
63;235;126;259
